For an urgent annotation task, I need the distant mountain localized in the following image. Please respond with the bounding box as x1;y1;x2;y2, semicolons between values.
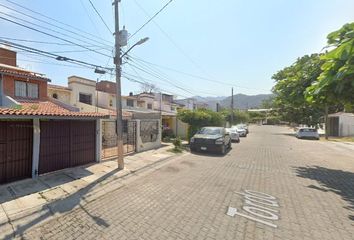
192;96;226;110
220;94;274;110
192;94;273;111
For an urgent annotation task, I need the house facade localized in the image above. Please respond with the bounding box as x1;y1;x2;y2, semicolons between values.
151;93;190;139
0;47;107;185
48;84;71;105
46;77;162;159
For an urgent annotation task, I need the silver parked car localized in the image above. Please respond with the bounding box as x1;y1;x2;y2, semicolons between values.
232;125;247;137
295;127;320;140
226;128;240;143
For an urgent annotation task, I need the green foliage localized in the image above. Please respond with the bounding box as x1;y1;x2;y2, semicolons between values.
162;129;175;139
11;105;23;110
261;96;275;109
178;109;225;140
248;111;266;123
220;110;250;125
172;137;182;149
272;54;325;125
306;23;354;109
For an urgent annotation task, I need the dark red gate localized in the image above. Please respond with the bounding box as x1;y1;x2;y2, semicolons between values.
0;121;33;184
39;120;96;174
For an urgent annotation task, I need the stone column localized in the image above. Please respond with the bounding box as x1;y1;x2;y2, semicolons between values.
32;119;40;178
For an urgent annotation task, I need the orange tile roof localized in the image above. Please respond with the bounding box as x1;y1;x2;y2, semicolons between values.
0;65;50;82
0;100;108;118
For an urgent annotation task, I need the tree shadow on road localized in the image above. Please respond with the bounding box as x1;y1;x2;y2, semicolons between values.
295;166;354;221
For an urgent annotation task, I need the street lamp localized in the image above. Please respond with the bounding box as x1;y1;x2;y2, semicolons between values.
121;37;149;59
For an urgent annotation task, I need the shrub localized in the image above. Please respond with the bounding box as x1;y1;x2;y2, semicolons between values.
173;137;182;149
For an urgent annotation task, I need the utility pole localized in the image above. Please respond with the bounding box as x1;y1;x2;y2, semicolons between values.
113;0;124;169
324;104;329;140
231;87;234;124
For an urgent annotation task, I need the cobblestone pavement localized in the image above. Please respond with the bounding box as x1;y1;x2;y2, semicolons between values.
21;126;354;239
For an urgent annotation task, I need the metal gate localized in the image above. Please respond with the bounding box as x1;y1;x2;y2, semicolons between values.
0;121;33;184
123;120;137;155
102;120;136;159
39;120;96;174
328;117;339;137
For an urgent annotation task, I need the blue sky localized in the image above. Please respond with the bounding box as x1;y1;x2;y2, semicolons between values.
0;0;353;98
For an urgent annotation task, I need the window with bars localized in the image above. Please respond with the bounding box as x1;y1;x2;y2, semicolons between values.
126;99;134;107
15;81;39;99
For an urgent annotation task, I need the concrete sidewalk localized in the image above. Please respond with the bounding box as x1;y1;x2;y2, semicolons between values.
0;144;189;239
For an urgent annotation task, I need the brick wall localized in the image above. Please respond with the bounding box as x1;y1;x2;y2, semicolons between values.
96;80;116;94
3;75;48;100
0;48;16;66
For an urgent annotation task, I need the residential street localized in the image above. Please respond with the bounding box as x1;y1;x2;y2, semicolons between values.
22;125;354;240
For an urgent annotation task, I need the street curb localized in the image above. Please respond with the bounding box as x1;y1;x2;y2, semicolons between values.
5;151;190;239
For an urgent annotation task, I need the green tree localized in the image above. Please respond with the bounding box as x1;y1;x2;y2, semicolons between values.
272;54;324;126
260;96;275;109
306;22;354;111
220;110;250;125
177;109;225;141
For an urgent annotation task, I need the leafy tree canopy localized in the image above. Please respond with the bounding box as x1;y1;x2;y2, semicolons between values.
272;54;324;125
177;109;225;140
306;23;354;110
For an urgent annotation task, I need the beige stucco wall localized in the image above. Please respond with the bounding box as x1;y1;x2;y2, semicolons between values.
47;88;71;105
97;91;115;110
68;76;97;107
171;117;189;139
136;119;161;152
139;95;154;109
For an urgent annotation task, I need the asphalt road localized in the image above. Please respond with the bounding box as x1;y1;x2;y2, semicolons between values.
23;125;354;240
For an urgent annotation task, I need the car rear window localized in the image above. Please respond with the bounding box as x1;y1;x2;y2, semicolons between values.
300;128;317;132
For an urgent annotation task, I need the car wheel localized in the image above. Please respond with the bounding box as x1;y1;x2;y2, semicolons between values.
236;139;240;143
220;145;226;155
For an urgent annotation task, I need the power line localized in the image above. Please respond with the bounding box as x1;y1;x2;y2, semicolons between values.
0;39;114;71
122;75;192;99
122;74;213;105
127;55;269;91
129;0;173;39
0;3;113;49
125;63;222;106
0;15;112;58
0;54;90;69
127;59;221;96
17;47;110;54
5;0;113;45
126;62;197;96
0;10;112;55
0;36;111;48
88;0;113;34
132;0;212;78
80;0;104;37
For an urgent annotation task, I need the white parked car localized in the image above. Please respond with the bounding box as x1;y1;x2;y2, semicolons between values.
226;128;240;143
232;125;247;137
296;127;320;140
